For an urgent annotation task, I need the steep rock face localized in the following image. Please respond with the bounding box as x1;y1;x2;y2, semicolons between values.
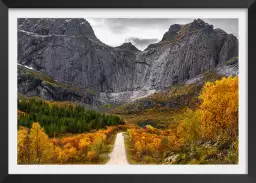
18;18;138;93
134;19;238;90
18;18;238;103
18;65;99;105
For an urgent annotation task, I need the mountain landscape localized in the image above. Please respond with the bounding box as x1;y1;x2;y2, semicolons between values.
17;18;239;165
18;18;238;104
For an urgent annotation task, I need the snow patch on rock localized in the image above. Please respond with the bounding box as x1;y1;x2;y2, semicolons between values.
18;63;34;70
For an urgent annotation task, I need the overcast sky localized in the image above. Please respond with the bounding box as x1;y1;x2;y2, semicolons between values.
87;18;238;51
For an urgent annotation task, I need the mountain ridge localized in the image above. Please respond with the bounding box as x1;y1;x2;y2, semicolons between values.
115;42;140;52
18;18;238;104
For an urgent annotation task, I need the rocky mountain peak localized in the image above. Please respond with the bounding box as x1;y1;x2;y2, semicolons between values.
18;18;96;38
161;24;182;41
189;18;213;30
115;42;140;51
167;24;182;33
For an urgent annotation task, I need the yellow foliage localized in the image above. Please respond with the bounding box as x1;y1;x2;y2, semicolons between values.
127;76;238;163
176;109;201;143
199;76;238;139
78;138;91;149
145;125;158;133
28;122;55;163
18;123;55;164
18;123;122;164
17;126;30;164
127;126;183;159
87;150;98;160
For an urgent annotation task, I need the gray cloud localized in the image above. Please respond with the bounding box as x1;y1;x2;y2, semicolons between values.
125;37;159;50
95;18;193;34
87;18;238;50
89;18;238;37
203;18;238;37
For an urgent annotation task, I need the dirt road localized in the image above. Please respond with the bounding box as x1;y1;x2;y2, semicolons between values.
106;132;129;165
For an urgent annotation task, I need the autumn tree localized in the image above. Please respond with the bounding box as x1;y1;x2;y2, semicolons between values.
198;76;238;139
28;122;55;164
17;126;30;164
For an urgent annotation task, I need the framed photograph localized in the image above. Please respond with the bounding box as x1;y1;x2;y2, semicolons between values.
0;0;254;182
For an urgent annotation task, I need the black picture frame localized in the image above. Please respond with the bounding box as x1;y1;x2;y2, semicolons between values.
0;0;254;182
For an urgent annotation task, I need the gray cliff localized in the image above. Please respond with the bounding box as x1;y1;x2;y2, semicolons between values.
18;18;238;104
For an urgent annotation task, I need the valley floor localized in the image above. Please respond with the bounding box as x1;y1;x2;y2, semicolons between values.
18;75;239;165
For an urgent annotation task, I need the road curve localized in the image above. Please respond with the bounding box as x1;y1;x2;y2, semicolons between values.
106;132;129;165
